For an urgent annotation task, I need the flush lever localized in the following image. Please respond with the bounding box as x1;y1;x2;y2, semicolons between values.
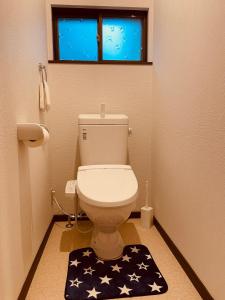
128;127;132;136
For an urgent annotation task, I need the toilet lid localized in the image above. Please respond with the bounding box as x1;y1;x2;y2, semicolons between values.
77;165;138;207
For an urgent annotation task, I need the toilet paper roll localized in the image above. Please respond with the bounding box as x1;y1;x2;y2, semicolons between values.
24;127;49;147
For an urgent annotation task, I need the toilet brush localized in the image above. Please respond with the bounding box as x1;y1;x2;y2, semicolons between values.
141;180;154;229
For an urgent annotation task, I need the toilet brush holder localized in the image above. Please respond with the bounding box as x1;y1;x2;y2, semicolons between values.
140;180;153;229
141;206;153;229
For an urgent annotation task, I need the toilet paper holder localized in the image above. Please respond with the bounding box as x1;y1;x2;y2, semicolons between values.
17;123;49;142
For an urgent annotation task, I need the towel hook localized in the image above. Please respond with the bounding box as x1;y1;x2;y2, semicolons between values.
38;63;47;81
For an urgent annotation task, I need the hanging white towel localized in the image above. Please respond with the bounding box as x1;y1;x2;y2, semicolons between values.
43;80;51;110
39;81;45;111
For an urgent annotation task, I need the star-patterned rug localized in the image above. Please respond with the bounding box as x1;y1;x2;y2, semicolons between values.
65;244;168;299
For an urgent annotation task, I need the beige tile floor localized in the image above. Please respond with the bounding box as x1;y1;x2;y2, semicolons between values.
26;219;202;300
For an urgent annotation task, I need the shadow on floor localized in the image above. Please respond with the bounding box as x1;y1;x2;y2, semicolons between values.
59;221;92;252
59;221;141;252
119;222;141;245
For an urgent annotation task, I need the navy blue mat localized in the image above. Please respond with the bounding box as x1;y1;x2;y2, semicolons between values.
65;244;168;299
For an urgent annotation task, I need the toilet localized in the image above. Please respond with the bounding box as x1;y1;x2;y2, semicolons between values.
76;114;138;260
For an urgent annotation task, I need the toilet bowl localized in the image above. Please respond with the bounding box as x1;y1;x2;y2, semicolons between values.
77;164;138;260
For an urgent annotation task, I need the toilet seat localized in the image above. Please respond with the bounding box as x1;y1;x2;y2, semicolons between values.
77;165;138;208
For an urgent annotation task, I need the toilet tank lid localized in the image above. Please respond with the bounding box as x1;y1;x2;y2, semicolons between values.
78;165;132;171
78;114;128;125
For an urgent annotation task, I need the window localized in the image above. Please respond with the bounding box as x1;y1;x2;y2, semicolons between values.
52;7;148;63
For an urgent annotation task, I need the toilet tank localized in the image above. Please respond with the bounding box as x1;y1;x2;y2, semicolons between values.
78;114;129;165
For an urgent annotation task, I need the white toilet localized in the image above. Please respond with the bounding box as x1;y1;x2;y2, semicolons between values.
76;114;138;260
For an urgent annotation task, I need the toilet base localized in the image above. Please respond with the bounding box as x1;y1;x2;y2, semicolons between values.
91;226;124;260
78;198;137;260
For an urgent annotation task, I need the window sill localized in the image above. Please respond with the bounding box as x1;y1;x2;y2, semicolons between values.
48;60;153;65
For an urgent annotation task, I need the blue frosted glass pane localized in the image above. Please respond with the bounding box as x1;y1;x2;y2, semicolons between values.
58;18;98;61
102;18;142;61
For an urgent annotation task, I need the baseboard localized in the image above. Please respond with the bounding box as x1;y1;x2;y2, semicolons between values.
53;211;141;222
130;211;141;218
153;217;214;300
53;214;89;222
18;217;55;300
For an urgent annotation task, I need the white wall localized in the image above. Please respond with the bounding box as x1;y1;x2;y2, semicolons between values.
0;0;51;299
47;0;153;212
152;1;225;299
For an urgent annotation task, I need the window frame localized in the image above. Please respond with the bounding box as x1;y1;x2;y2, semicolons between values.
52;7;148;64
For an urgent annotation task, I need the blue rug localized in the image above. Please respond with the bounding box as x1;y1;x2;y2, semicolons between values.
65;244;168;299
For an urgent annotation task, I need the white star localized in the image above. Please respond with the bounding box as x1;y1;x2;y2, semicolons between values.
137;262;149;270
96;258;104;264
128;272;141;282
111;264;122;273
84;266;95;275
86;287;101;298
118;284;132;295
148;282;163;292
83;249;92;257
69;277;83;288
122;254;131;262
130;246;140;253
145;254;152;260
156;272;162;278
70;259;81;267
99;275;112;285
